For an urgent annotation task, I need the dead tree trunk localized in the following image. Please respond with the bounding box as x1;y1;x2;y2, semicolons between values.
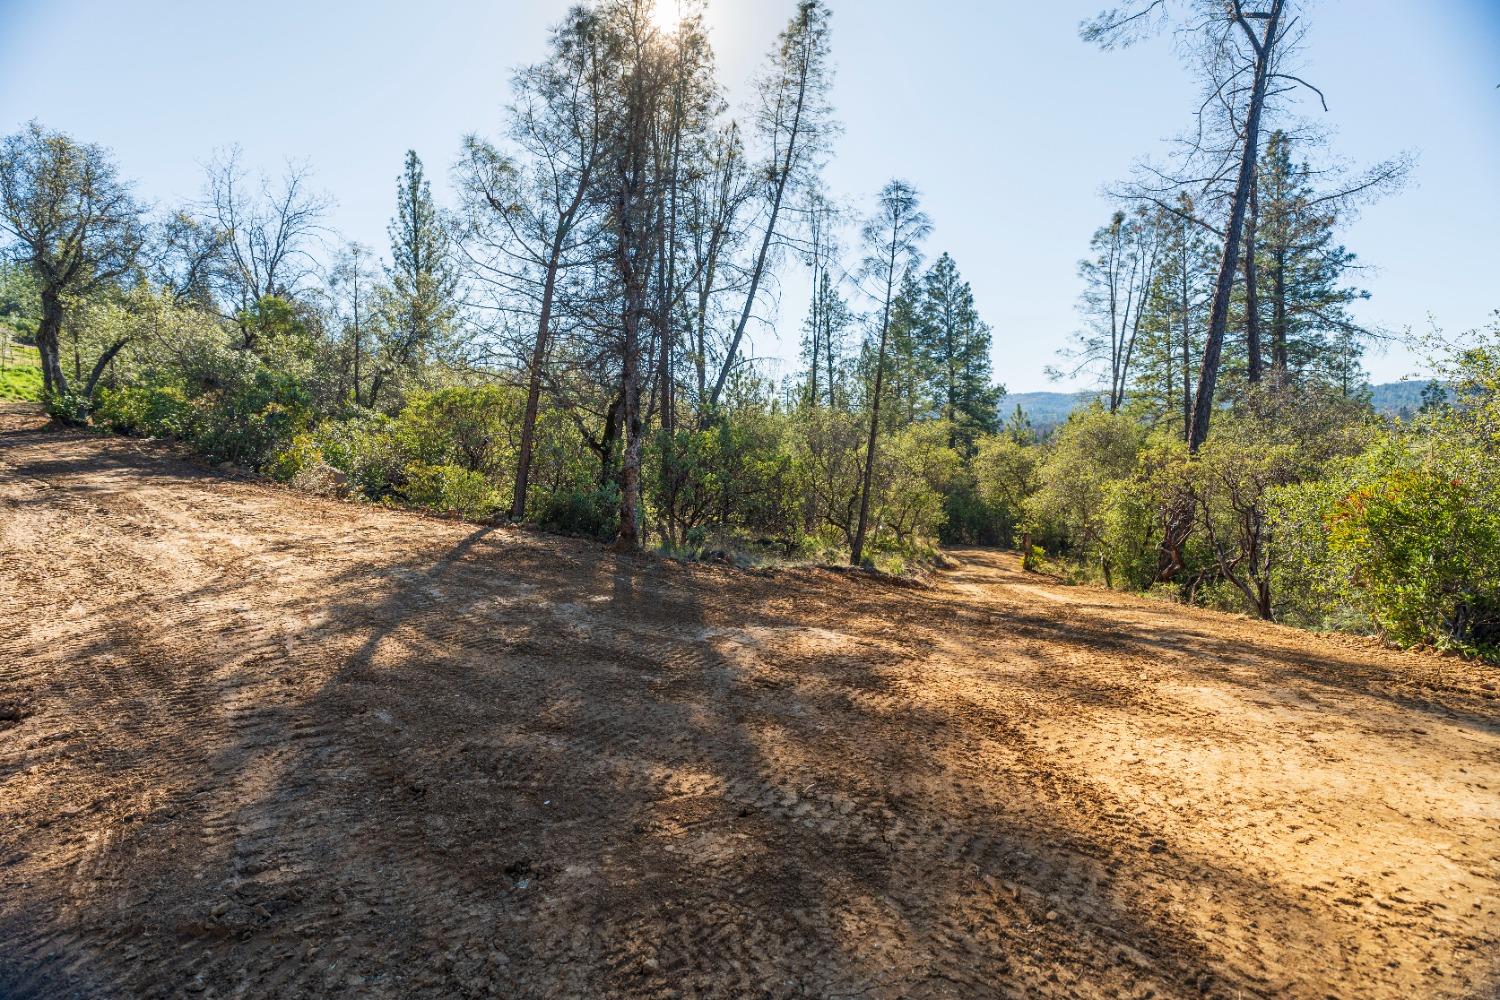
1188;0;1283;451
1244;173;1264;384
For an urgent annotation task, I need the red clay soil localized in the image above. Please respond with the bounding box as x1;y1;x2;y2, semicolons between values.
2;402;1498;999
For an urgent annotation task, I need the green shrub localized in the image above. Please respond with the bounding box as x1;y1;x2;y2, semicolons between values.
400;463;500;520
394;385;521;477
1325;443;1500;654
93;385;195;438
314;413;404;500
1024;404;1145;586
43;387;93;424
537;482;621;541
182;354;313;470
265;432;323;484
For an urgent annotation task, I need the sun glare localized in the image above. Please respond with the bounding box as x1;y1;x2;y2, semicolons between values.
652;0;682;33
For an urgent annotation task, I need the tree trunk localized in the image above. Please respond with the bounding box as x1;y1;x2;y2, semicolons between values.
1187;0;1282;451
1271;245;1289;372
36;286;68;399
511;258;561;520
1244;173;1263;384
808;256;821;407
352;287;363;407
83;339;130;401
615;308;644;552
851;266;896;567
597;393;623;488
1180;239;1192;443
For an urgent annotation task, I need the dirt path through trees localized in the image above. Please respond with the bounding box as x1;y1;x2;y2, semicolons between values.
2;406;1497;999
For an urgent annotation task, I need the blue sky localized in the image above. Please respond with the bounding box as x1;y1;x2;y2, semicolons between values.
2;0;1496;391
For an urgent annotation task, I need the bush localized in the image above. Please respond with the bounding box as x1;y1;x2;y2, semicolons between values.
185;354;314;470
972;434;1039;549
400;463;500;520
93;385;195;438
43;387;94;424
938;477;999;546
650;411;805;550
314;413;405;500
1025;404;1145;586
265;432;323;483
537;482;621;541
395;385;522;477
873;421;962;555
1324;441;1500;653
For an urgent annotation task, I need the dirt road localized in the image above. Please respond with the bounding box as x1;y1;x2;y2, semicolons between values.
2;405;1498;999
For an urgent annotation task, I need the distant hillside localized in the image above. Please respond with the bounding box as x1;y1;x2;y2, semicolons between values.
1368;381;1448;418
1006;382;1446;430
1005;391;1092;430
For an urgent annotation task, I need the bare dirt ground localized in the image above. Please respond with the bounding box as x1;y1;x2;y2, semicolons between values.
2;402;1498;1000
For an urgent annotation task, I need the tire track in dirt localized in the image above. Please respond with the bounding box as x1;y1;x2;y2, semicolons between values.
2;407;1498;999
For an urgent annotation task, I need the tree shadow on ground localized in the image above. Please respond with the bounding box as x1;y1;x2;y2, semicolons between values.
4;445;1498;999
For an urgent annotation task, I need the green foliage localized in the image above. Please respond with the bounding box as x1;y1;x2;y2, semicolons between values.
93;385;194;438
240;295;314;359
400;463;501;519
537;482;621;541
793;406;963;560
1322;443;1499;653
0;262;39;321
394;385;521;477
43;387;93;423
938;478;996;546
871;420;961;555
972;434;1039;548
264;432;324;484
1276;326;1500;655
651;410;806;553
190;352;315;469
312;413;404;501
1025;404;1145;585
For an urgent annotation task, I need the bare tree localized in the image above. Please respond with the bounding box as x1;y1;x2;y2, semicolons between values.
327;242;380;406
0;121;146;404
705;0;834;414
850;180;930;567
456;6;614;518
1086;0;1323;449
201;147;330;346
1056;206;1163;412
682;122;753;407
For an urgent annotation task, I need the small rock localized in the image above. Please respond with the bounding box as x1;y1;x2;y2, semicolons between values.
1045;910;1059;922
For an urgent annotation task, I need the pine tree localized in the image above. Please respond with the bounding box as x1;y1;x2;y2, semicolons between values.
1130;195;1212;439
850;179;930;567
1255;131;1371;391
916;253;999;455
800;267;853;409
371;150;457;408
883;272;932;426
